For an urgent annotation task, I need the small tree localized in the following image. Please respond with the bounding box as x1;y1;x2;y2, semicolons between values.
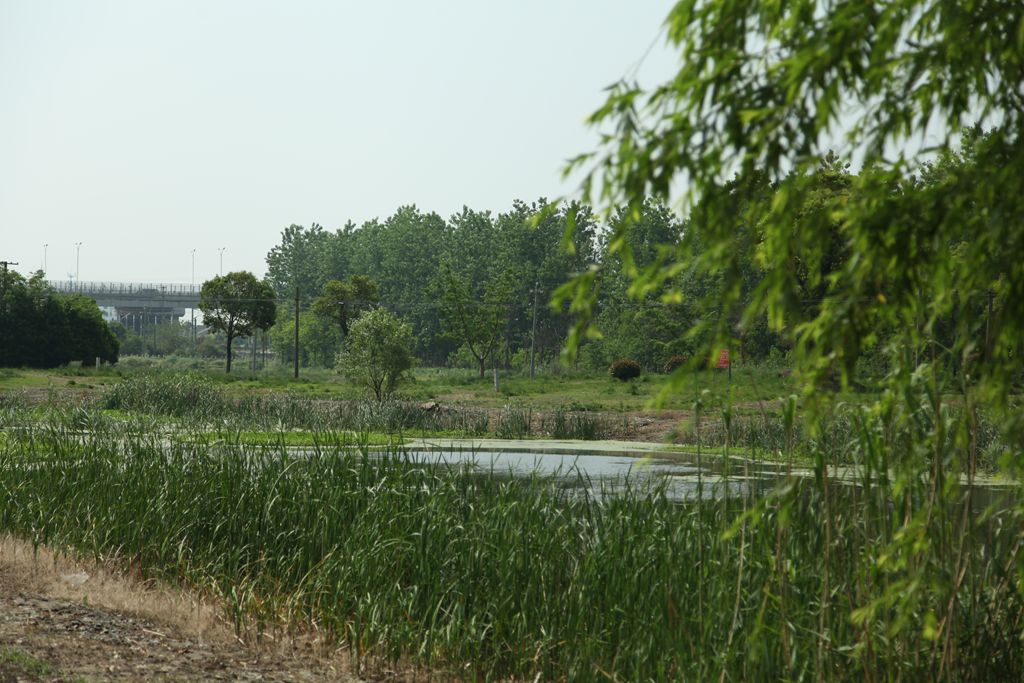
337;308;415;401
199;271;276;373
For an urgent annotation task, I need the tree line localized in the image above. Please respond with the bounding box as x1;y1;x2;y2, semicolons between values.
0;270;119;368
265;200;600;372
1;134;999;379
264;198;721;374
267;146;991;377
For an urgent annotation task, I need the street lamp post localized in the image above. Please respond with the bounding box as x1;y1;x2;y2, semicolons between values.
218;247;226;276
74;242;82;288
191;249;197;343
43;244;48;274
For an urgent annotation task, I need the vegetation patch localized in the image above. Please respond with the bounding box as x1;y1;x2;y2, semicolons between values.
0;647;52;678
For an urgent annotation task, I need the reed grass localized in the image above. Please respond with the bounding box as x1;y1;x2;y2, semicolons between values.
672;404;1012;470
101;373;492;435
494;403;533;439
1;400;1020;681
100;374;619;441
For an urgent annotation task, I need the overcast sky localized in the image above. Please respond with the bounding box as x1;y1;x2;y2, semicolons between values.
1;1;678;285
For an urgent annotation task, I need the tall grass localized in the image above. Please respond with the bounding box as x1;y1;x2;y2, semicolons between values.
1;404;1020;680
674;403;1012;470
541;407;611;440
494;403;533;439
102;373;492;435
100;374;621;440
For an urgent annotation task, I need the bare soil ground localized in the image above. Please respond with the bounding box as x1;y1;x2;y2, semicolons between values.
0;538;417;683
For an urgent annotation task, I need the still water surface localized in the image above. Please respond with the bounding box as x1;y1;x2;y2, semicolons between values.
397;445;774;499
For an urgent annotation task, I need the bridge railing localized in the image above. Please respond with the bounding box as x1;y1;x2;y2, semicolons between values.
46;281;202;297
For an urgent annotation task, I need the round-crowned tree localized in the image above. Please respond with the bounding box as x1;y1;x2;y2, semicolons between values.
337;307;415;401
199;271;276;373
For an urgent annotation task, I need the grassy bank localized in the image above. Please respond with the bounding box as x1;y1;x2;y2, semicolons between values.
0;359;801;411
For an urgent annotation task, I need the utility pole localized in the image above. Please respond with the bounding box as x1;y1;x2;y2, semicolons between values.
43;244;48;274
529;281;539;378
294;286;300;379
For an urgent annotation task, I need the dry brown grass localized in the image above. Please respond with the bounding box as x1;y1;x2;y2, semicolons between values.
0;535;446;681
0;534;232;645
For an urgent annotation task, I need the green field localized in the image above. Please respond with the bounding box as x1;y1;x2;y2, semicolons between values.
0;357;806;409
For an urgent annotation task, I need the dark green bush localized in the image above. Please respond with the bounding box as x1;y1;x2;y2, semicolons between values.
608;358;641;381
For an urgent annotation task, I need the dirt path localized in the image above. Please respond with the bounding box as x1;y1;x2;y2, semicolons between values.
0;538;391;683
0;593;337;682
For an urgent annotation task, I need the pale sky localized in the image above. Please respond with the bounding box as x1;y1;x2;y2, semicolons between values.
1;1;678;285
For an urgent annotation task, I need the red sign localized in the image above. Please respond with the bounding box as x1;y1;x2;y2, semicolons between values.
714;348;730;369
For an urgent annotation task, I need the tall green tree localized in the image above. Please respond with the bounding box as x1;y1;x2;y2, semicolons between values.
434;261;513;378
502;200;599;367
265;223;333;303
585;199;695;369
268;305;341;369
349;206;450;361
311;275;379;339
62;294;119;365
199;271;276;373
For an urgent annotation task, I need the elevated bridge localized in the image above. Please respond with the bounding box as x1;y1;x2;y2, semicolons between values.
47;281;202;329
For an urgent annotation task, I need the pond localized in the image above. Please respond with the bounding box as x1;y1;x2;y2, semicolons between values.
394;437;1016;503
399;439;792;500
